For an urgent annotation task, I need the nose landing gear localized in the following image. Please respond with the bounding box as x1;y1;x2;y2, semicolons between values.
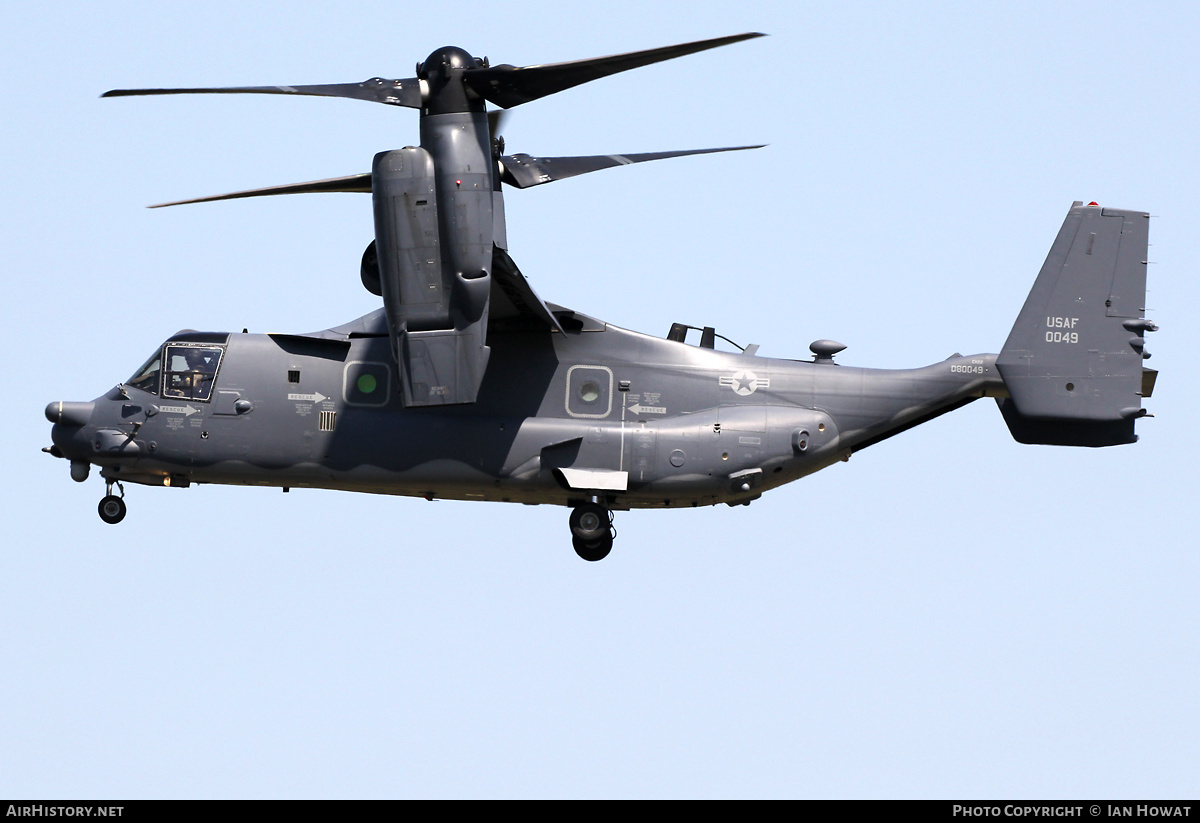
570;502;614;561
98;480;126;525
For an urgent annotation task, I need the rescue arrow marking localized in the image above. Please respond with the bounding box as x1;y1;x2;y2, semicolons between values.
158;404;200;416
287;392;328;403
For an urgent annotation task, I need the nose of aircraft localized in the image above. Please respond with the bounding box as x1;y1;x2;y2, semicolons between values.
45;401;95;426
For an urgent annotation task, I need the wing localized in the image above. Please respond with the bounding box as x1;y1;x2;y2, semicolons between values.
489;248;565;333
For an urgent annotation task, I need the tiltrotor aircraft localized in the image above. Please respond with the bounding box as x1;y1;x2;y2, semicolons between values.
45;33;1158;560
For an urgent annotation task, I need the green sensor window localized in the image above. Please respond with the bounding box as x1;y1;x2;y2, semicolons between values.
344;361;390;407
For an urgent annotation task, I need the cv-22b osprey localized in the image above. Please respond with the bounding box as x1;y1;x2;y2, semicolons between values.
45;34;1158;560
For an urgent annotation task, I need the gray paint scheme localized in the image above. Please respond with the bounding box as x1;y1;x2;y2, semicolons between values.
48;36;1157;558
46;197;1155;512
996;201;1155;446
50;311;1003;508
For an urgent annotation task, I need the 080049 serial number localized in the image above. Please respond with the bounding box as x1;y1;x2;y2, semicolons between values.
950;360;987;374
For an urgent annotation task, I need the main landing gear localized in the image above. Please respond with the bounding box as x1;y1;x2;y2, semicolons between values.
570;502;614;562
98;480;126;525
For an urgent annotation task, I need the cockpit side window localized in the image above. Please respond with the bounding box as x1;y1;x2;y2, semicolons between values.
127;347;163;394
162;345;224;401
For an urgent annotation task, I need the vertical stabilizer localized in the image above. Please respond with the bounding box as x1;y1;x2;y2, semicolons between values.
996;203;1156;446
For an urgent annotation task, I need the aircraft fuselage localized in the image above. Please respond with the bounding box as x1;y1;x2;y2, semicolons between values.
50;311;1002;510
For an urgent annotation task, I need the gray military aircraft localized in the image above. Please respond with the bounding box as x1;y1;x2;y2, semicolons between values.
45;34;1157;560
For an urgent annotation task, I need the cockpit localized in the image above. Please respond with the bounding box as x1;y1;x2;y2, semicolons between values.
125;334;228;401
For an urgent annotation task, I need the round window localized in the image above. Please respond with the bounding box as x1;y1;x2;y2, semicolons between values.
578;380;601;403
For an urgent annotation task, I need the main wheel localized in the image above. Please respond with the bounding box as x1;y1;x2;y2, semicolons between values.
573;532;613;562
569;502;609;541
98;495;126;525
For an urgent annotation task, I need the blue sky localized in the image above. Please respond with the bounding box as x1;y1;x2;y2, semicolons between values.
2;0;1197;798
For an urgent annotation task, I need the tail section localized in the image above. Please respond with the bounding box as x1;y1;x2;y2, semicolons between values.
996;202;1157;447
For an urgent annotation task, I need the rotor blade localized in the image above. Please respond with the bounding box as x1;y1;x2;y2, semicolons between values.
149;173;372;208
488;109;508;139
103;77;421;108
464;32;765;108
498;145;764;189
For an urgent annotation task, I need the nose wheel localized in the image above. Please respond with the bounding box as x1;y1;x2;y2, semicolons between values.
570;502;614;561
98;480;126;524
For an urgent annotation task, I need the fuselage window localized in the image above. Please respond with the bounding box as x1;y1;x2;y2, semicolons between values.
127;347;163;394
163;345;224;401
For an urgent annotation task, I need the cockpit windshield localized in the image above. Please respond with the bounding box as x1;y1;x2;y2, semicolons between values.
127;347;163;394
125;344;224;400
163;345;223;401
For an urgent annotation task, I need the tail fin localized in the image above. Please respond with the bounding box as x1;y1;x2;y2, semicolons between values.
996;202;1157;447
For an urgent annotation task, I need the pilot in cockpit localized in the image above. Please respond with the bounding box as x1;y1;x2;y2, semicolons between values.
163;346;220;400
